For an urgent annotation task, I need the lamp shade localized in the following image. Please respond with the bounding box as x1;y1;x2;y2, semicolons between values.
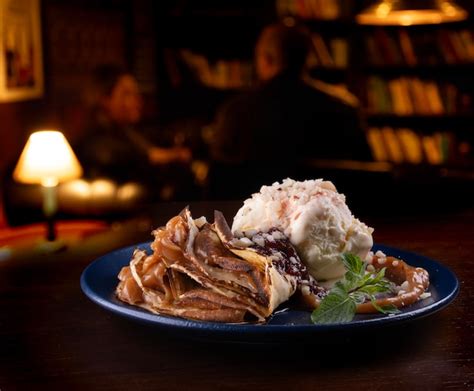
13;130;83;186
356;0;468;26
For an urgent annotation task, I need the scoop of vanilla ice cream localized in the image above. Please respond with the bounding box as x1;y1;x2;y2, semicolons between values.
232;178;374;281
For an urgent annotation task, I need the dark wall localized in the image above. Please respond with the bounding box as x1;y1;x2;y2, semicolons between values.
0;0;157;178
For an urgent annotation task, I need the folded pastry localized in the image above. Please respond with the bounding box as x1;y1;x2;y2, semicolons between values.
116;208;326;323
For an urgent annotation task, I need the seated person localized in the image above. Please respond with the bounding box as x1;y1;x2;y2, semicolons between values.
75;64;193;201
208;22;372;198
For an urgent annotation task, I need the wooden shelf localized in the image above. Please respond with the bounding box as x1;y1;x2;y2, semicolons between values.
365;113;474;128
295;17;356;30
309;66;347;72
356;18;474;30
366;113;474;119
360;63;474;74
302;158;474;180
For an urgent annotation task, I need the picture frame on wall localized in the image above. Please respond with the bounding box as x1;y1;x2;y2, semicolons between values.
0;0;43;102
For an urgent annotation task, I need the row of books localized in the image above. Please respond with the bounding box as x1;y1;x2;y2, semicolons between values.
366;76;471;115
179;50;254;89
276;0;351;20
365;29;474;66
366;127;460;165
307;34;348;68
168;41;348;89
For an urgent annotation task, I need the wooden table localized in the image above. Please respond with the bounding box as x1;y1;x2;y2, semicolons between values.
1;201;473;390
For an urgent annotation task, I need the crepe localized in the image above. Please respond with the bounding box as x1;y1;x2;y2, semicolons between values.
116;208;325;323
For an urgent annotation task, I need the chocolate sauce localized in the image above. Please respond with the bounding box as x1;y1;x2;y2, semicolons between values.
248;229;326;297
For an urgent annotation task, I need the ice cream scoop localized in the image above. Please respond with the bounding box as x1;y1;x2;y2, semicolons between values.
232;178;374;282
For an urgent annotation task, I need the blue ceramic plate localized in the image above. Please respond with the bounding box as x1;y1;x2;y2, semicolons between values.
80;243;459;343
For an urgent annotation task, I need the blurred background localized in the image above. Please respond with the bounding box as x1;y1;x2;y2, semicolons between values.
1;0;474;230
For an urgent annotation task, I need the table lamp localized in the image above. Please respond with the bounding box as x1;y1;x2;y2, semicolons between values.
13;130;83;245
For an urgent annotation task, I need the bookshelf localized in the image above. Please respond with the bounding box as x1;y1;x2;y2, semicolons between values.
172;49;254;90
154;2;275;124
154;1;474;178
305;21;354;86
354;17;474;170
275;1;357;87
154;1;358;122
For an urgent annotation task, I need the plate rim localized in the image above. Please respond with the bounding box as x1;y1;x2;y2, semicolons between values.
80;242;460;334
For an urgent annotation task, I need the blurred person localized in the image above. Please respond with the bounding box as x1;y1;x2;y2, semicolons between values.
75;64;193;200
208;22;372;198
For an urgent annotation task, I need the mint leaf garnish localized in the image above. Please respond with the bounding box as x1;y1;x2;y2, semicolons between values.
311;253;398;324
369;299;400;315
310;285;356;324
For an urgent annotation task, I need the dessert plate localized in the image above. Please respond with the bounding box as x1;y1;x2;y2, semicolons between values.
80;243;459;343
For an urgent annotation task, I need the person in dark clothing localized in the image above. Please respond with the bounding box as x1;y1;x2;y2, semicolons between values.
75;65;193;200
208;22;372;198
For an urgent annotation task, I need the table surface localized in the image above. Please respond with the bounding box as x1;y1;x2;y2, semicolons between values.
1;200;473;390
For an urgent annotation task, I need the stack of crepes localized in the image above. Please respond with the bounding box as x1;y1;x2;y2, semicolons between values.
116;207;325;323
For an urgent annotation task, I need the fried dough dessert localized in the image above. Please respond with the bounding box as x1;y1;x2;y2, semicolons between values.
116;208;325;323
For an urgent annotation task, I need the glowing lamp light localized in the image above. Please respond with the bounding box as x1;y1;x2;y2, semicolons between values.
356;0;468;26
13;130;83;243
13;131;82;186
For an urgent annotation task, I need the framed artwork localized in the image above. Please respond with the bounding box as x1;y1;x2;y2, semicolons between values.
0;0;43;102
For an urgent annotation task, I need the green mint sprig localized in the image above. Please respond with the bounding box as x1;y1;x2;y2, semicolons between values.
311;253;400;324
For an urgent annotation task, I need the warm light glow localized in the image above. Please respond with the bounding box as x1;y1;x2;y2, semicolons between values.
117;182;142;201
375;2;391;17
60;179;92;199
13;130;83;186
90;179;116;198
357;0;468;25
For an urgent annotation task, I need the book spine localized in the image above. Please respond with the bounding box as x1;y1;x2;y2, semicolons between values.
311;34;334;67
366;127;388;162
397;29;417;66
366;127;460;165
